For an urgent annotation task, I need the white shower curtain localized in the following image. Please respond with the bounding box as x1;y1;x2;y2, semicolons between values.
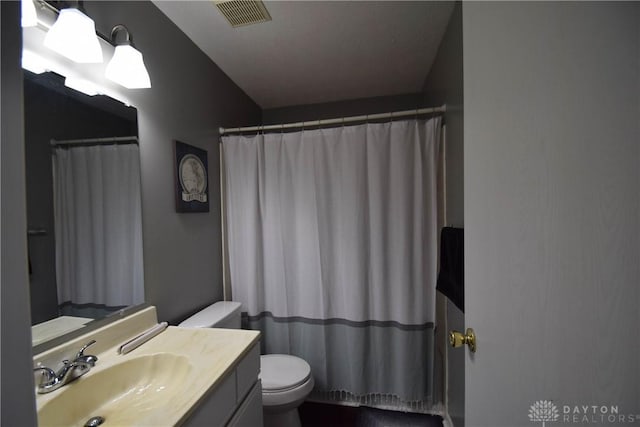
222;118;441;409
53;143;144;313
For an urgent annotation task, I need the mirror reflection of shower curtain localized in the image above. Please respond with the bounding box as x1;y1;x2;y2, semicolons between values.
222;117;441;412
53;143;144;317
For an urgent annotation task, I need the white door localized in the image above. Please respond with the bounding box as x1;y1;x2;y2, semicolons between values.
462;3;639;427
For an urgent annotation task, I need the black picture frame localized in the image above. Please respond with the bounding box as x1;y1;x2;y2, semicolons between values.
174;140;210;213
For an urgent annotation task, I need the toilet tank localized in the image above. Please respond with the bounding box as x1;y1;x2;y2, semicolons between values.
178;301;242;329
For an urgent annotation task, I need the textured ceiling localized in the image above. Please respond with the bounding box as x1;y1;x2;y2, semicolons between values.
152;1;455;109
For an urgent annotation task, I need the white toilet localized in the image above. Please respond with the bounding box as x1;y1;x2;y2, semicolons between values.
178;301;314;427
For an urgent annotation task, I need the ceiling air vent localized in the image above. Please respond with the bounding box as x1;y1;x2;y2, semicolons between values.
214;0;272;28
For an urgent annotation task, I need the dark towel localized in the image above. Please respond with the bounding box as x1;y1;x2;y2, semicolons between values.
436;227;464;312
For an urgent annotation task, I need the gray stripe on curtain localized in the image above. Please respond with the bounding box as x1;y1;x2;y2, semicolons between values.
243;311;434;331
245;314;434;403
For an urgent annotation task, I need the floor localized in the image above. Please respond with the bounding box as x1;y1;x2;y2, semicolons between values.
299;402;444;427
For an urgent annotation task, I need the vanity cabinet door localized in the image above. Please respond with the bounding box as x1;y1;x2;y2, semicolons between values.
183;371;236;427
226;381;263;427
235;344;260;402
182;342;261;427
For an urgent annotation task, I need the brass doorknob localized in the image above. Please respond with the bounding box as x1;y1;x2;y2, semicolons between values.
449;328;476;353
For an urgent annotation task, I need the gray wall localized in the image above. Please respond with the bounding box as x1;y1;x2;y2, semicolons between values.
262;93;424;125
463;2;639;425
422;1;463;229
82;1;261;324
1;2;38;425
420;3;465;426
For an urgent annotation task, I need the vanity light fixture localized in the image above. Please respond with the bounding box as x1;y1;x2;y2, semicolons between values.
43;5;103;63
21;0;38;27
105;25;151;89
22;49;48;74
64;76;101;96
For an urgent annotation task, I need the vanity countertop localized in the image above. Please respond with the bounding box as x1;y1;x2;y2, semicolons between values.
34;306;260;426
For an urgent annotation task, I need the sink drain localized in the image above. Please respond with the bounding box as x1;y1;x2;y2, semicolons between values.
84;416;105;427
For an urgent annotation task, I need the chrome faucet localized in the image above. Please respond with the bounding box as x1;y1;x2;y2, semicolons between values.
33;340;98;394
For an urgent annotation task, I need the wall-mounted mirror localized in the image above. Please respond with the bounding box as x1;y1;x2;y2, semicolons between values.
24;70;145;348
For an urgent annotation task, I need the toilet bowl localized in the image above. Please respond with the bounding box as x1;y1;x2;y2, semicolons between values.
260;354;314;427
178;302;314;427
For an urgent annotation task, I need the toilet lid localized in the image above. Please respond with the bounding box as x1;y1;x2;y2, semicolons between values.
260;355;311;392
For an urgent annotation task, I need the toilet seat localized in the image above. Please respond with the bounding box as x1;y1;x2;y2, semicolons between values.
260;354;314;410
260;355;311;392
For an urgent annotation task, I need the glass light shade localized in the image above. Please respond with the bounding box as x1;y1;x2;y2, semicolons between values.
105;44;151;89
22;50;48;74
21;0;38;27
44;8;103;63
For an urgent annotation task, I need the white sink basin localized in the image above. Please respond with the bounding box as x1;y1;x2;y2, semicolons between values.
38;353;192;427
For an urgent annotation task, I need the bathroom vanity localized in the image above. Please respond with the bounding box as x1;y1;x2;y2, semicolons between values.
33;306;262;426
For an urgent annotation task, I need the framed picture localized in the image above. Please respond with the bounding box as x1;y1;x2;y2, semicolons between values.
174;140;210;213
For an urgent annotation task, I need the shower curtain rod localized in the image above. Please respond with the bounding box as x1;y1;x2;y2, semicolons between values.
50;136;139;147
219;104;446;135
